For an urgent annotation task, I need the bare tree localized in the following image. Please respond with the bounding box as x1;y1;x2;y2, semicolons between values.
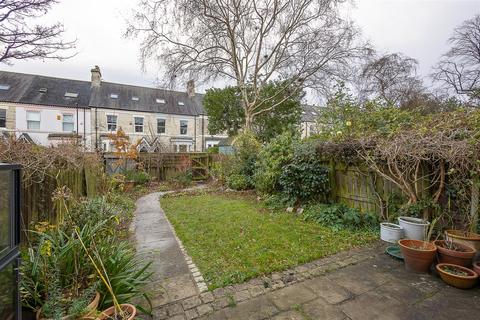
127;0;366;130
432;14;480;101
0;0;76;64
358;52;424;106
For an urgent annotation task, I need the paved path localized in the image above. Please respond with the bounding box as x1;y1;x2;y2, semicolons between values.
133;192;198;309
151;243;480;320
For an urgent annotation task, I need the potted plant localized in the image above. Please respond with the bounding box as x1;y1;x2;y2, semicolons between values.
98;304;137;320
36;289;100;320
436;263;478;289
473;261;480;276
398;217;430;240
445;230;480;251
398;239;437;273
380;222;404;243
77;230;137;320
433;239;476;267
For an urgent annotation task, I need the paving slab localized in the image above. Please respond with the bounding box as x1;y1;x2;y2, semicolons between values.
223;296;279;320
304;276;352;304
133;192;198;309
302;298;346;320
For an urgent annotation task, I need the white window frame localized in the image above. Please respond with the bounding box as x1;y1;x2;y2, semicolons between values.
157;118;166;134
106;114;117;132
179;119;188;135
26;111;41;130
62;114;75;132
134;116;144;133
0;108;6;128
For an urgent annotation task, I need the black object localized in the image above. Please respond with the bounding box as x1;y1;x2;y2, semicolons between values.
0;163;21;320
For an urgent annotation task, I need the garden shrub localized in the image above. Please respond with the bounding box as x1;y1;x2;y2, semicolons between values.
263;193;295;210
279;141;330;203
303;203;378;230
124;169;151;185
169;169;194;188
254;131;298;194
222;132;261;190
226;173;249;190
21;197;152;316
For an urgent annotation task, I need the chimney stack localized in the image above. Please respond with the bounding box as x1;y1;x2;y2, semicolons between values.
187;80;195;97
91;65;102;87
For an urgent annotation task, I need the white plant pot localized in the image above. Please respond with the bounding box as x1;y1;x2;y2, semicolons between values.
380;223;404;243
398;216;430;240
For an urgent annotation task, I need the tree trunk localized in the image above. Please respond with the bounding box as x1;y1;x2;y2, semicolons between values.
470;176;479;232
245;112;253;131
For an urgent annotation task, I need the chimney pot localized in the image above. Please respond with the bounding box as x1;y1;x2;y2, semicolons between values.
187;80;195;97
91;65;102;87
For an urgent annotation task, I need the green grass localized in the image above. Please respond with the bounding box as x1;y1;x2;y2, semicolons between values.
162;193;377;289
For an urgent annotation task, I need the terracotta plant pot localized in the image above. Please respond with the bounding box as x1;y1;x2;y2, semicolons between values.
436;263;478;289
473;262;480;276
445;230;480;251
36;292;100;320
98;304;136;320
434;240;476;267
398;239;437;273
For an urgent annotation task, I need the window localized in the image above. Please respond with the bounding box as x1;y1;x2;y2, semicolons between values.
134;117;144;133
107;115;117;131
156;98;166;104
62;114;74;132
157;118;166;134
26;111;40;130
179;145;187;152
0;109;6;128
0;84;10;90
64;92;78;98
110;94;118;99
180;120;188;135
132;96;139;101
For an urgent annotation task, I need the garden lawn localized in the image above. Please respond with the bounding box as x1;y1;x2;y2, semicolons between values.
162;193;377;289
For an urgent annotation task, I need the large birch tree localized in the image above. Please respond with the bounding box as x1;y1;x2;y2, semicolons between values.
127;0;366;130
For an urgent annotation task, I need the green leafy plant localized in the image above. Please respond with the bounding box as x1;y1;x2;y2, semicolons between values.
124;170;151;185
226;173;249;190
303;203;379;231
279;142;330;203
254;131;298;194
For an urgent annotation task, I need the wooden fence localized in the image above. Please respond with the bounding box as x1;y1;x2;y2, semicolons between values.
104;152;213;181
21;164;103;236
323;161;430;216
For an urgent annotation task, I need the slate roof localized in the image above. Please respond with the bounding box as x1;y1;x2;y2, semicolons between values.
0;70;318;119
0;70;205;116
89;81;205;116
0;71;91;108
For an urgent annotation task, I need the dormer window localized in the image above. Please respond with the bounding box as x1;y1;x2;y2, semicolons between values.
156;98;166;104
178;101;185;106
110;94;118;99
132;96;139;101
38;88;48;93
64;92;79;98
0;84;10;91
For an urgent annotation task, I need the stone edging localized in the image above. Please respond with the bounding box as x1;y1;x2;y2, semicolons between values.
159;189;209;294
151;243;382;319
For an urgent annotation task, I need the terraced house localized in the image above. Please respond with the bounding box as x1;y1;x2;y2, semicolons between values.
0;66;319;151
0;66;226;152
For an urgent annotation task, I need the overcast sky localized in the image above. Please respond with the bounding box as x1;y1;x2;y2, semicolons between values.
1;0;479;97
